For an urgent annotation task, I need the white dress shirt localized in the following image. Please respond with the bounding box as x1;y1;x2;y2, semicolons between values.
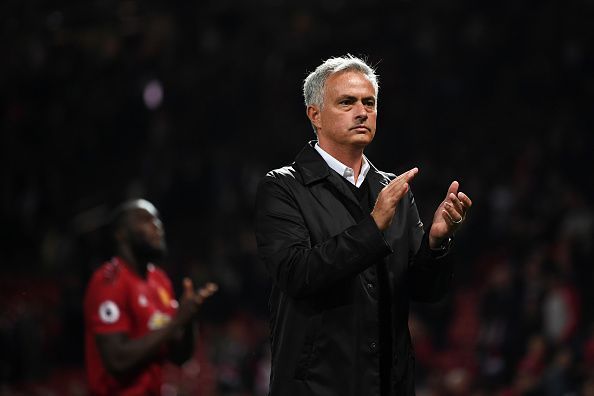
314;143;370;188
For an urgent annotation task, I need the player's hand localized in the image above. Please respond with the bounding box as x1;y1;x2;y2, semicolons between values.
371;167;418;231
174;278;218;327
428;181;472;248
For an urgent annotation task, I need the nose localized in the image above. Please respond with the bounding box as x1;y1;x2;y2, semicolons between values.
354;102;368;121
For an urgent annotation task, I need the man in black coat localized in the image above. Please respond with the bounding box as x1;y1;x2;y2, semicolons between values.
255;55;472;396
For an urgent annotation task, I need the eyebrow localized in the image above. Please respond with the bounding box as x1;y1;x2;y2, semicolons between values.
336;95;376;102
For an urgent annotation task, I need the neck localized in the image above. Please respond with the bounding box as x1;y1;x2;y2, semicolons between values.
318;141;364;181
116;245;144;276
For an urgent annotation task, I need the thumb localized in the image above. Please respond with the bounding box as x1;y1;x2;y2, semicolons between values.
183;277;194;299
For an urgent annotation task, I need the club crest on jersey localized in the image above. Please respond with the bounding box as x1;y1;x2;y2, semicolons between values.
157;287;171;306
148;311;172;330
98;300;120;323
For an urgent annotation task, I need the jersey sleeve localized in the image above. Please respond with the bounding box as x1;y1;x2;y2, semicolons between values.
84;271;132;335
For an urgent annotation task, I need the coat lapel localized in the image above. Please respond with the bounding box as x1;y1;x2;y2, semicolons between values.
293;142;393;222
294;141;361;210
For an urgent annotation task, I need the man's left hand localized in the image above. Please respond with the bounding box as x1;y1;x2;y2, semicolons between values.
429;181;472;249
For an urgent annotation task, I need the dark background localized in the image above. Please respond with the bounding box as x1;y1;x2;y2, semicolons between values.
1;0;593;395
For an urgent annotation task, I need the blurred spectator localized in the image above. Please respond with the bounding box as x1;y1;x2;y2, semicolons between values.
542;270;580;345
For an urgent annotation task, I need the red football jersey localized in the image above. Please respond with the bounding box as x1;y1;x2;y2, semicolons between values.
84;257;178;396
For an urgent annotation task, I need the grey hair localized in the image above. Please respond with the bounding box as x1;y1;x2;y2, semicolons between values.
303;54;379;109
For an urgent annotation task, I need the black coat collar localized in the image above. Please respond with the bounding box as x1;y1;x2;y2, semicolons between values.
293;141;331;185
295;141;387;187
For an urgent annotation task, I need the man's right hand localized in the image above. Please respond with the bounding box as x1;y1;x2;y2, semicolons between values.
174;278;218;327
371;167;419;231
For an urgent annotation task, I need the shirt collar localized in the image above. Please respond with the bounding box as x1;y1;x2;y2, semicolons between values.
314;143;370;188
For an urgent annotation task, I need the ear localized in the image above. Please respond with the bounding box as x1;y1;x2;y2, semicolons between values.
306;105;322;131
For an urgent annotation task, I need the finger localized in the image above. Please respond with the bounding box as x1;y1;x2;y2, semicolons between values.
448;193;465;216
395;182;410;201
395;167;418;181
381;181;411;208
183;277;194;298
444;201;463;224
387;167;418;190
195;283;219;304
457;192;472;209
444;181;459;199
385;172;417;200
401;167;418;183
201;283;218;298
442;209;455;226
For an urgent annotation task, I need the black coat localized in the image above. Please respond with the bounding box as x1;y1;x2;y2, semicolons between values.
255;142;453;396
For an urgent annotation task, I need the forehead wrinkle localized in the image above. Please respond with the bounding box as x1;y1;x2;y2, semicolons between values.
324;71;377;103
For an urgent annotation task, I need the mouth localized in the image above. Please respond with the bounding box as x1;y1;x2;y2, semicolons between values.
350;125;370;133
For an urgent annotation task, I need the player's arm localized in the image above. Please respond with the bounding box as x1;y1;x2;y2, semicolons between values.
167;319;196;365
96;281;217;376
167;279;215;365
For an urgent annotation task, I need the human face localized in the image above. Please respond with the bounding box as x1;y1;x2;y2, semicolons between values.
124;205;166;260
308;70;377;152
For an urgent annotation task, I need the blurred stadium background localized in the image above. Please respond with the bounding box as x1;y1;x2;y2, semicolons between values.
1;0;593;395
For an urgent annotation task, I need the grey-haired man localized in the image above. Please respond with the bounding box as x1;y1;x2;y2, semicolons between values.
255;55;472;396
